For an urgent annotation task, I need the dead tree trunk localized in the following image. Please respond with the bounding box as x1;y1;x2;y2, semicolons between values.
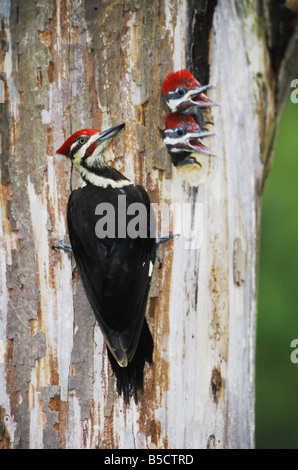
0;0;297;449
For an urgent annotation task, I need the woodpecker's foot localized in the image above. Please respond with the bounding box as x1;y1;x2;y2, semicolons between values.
52;240;73;254
156;232;180;246
156;233;180;268
52;241;77;278
71;265;77;280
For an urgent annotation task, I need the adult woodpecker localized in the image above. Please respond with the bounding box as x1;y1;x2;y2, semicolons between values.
162;69;217;114
164;113;215;166
56;124;156;403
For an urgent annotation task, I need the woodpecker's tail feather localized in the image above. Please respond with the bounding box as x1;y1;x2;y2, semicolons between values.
107;321;153;404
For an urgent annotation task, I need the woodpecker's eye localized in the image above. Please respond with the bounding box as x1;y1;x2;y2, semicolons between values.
176;128;186;136
79;137;88;145
177;87;186;96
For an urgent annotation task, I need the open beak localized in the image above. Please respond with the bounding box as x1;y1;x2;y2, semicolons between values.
180;130;216;155
180;85;217;110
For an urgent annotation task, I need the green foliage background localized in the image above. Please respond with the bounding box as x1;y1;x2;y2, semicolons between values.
256;96;298;448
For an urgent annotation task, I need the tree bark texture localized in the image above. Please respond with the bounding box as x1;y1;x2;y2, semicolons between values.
0;0;297;449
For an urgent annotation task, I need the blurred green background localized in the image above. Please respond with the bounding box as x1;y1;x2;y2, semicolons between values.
256;95;298;449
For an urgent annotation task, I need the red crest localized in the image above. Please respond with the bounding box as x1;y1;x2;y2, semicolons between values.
165;113;200;132
162;69;200;94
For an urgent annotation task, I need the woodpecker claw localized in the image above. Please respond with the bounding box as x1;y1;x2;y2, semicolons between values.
52;240;73;254
52;241;77;277
156;233;180;269
156;232;180;246
71;265;77;279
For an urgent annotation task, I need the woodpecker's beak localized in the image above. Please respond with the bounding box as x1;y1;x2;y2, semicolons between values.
186;130;216;155
90;123;125;156
180;85;217;110
176;130;216;155
97;123;125;143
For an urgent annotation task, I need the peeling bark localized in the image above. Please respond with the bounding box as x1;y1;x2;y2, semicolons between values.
0;0;297;449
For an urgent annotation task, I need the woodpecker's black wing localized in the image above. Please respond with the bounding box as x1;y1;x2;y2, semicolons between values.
67;183;155;372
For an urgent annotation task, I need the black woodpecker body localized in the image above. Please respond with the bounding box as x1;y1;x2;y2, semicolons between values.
56;124;155;403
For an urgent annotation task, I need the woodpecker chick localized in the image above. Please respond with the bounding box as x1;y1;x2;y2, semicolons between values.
162;69;217;113
56;124;156;404
164;113;216;166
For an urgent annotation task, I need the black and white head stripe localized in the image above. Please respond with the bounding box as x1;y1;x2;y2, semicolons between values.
69;132;100;160
164;127;215;149
60;125;132;188
166;84;214;111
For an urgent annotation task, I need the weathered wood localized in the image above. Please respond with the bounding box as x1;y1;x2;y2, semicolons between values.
0;0;297;449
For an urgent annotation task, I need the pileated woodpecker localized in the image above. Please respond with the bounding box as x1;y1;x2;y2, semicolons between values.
164;113;215;166
162;69;217;114
56;124;156;403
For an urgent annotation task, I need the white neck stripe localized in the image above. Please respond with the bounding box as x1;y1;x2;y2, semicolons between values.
75;163;132;189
